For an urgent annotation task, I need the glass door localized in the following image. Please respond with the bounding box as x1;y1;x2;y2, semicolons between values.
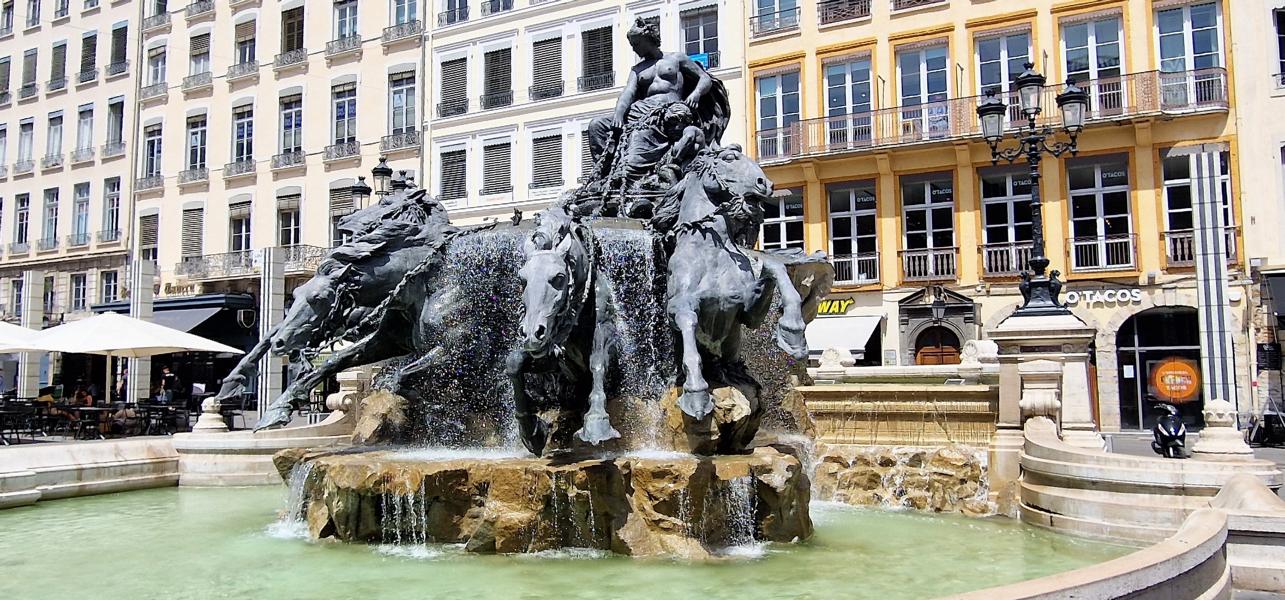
1156;2;1222;107
897;45;949;140
824;57;872;150
1062;15;1123;115
976;31;1029;126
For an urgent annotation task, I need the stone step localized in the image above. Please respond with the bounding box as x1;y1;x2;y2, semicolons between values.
1021;480;1208;531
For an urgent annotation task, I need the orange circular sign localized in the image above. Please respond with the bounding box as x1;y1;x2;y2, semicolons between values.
1151;358;1200;404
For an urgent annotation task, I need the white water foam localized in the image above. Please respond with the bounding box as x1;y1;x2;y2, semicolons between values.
374;544;449;560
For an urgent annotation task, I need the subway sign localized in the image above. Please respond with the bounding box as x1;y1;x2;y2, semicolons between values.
816;297;856;315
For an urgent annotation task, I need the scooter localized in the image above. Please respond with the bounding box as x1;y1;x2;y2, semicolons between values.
1150;402;1188;459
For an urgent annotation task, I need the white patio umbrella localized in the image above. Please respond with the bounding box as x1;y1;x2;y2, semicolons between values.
23;311;243;403
0;321;39;353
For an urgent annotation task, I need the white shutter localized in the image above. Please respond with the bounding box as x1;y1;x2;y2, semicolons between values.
582;27;612;76
228;200;252;218
531;134;562;188
111;26;129;64
441;58;466;103
190;33;210;55
440;149;467;200
277;194;300;210
531;37;562;98
181;208;203;257
235;21;256;42
329;187;354;216
51;44;67;80
484;48;511;95
80;34;97;74
482;142;511;195
139;214;159;247
580;129;593;180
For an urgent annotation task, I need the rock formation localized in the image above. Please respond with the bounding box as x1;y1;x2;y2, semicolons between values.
811;444;994;517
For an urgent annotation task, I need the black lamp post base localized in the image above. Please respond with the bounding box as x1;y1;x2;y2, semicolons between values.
1014;271;1071;316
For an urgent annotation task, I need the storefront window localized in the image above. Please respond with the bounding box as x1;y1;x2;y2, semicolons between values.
827;181;877;285
1116;307;1204;430
1067;157;1133;271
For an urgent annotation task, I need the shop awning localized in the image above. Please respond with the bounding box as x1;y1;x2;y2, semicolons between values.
152;307;222;333
806;315;883;357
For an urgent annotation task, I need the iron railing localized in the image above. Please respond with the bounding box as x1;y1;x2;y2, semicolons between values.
324;140;360;161
437;6;468;26
578;72;614;92
176;250;260;280
0;165;8;178
97;229;120;243
529;178;564;190
18;83;38;100
182;71;212;91
480;90;514;109
819;0;870;24
185;0;213;18
0;25;11;37
70;147;94;163
530;81;564;101
223;159;256;178
47;77;67;92
106;61;129;77
142;12;171;31
900;247;957;281
981;241;1033;277
140;81;168;100
274;48;308;69
437;98;468;117
36;237;58;252
102;141;126;157
271;150;305;169
326;35;362;57
41;154;64;169
383;20;423;43
13;159;34;174
480;0;512;16
749;7;800;37
283;245;329;273
1164;227;1239;267
135;175;165;191
82;0;98;9
381;130;420;152
8;242;28;254
77;68;97;84
178;167;208;183
226;61;258;80
1068;233;1136;272
0;91;10;105
892;0;945;10
66;232;90;247
832;253;880;285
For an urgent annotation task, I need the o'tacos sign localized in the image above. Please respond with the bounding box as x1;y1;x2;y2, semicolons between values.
1063;288;1143;307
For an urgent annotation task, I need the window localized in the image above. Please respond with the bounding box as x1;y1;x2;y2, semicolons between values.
902;175;954;251
14;193;28;244
234;20;256;64
279;95;302;152
41;188;58;244
79;33;96;77
1161;150;1233;265
46;113;62;156
976;30;1029;123
1277;10;1285;80
439;148;466;201
43;275;55;313
1063;15;1122;113
755;70;799;157
180;207;202;258
281;7;303;52
1;2;11;32
332;83;357;143
898;44;950;137
482;140;511;195
531;37;562;100
186;115;207;169
146;46;166;85
232;106;253;162
393;0;417;25
142;124;162;177
50;42;66;85
229;203;251;252
109;24;128;67
0;58;9;94
531;133;562;189
107;98;124;144
99;270;117;303
824;56;872;147
438;57;467;116
75;105;92;151
389;72;416;134
277;196;300;246
70;275;85;311
334;0;357;39
681;6;719;68
21;48;36;87
1156;2;1223;105
329;186;354;246
760;188;804;251
189;33;210;75
580;127;593;180
581;26;613;90
138;213;158;262
979;167;1033;276
17;120;32;161
71;182;88;243
0;127;6;165
24;0;37;27
482;47;512;108
149;0;165;18
102;177;119;236
1067;157;1133;270
828;181;878;284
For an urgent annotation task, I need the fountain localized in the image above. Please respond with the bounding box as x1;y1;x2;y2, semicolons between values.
218;18;832;558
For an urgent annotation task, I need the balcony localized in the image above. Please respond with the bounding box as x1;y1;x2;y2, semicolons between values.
135;175;165;192
140;81;168;101
325;35;362;59
226;61;258;82
106;61;129;78
223;159;256;179
756;68;1231;163
383;20;423;45
1068;234;1136;273
83;0;98;9
892;0;945;11
900;247;957;282
437;98;468;118
178;167;209;184
142;12;171;32
481;90;513;110
324;140;360;162
66;232;90;247
36;237;59;252
9;242;28;254
480;0;512;16
689;51;720;69
70;147;95;163
97;229;121;243
13;160;34;175
832;253;880;285
185;0;213;19
77;68;97;84
182;71;212;92
749;8;800;37
102;141;126;158
0;91;10;105
175;250;260;280
1164;227;1239;267
47;77;67;92
41;154;64;169
18;83;38;100
381;130;420;153
819;0;870;24
0;25;10;37
529;81;564;101
274;48;308;72
53;2;69;18
284;245;329;274
271;150;306;170
981;241;1033;278
437;6;468;26
577;72;614;93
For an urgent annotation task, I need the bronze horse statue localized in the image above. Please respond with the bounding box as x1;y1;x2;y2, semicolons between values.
506;207;619;456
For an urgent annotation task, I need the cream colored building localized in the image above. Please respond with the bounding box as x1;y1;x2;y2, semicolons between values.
425;0;746;225
0;0;138;392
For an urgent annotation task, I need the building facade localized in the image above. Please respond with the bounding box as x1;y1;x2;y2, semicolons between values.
746;0;1246;431
0;0;138;392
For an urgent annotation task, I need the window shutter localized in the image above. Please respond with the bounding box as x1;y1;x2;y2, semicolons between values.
22;51;36;85
440;149;467;200
482;142;511;195
235;20;256;42
440;57;467;105
0;60;9;91
531;134;562;187
532;37;561;88
329;187;354;216
281;8;303;52
111;26;128;64
228;200;251;218
484;48;511;95
51;44;66;79
180;208;203;257
277;194;300;210
190;33;210;56
582;27;612;76
580;129;593;179
80;34;97;74
139;214;159;247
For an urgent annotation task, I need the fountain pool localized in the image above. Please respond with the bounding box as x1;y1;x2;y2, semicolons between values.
0;486;1135;600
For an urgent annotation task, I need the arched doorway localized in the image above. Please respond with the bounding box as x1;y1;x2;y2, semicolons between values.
915;326;961;365
1116;307;1204;430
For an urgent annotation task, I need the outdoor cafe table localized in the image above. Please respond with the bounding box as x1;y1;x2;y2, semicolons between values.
55;405;113;439
0;408;25;445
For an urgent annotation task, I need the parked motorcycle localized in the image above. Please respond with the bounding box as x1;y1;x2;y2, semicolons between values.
1150;402;1188;459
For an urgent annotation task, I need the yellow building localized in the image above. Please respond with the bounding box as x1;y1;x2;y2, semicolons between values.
744;0;1247;432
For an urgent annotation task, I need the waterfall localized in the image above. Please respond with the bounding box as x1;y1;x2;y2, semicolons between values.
723;477;758;548
378;478;437;557
285;461;315;524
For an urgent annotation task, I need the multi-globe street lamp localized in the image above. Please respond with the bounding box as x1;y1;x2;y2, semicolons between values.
976;62;1089;316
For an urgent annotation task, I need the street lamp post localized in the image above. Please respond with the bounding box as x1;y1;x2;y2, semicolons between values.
976;63;1088;316
371;157;393;197
350;175;372;209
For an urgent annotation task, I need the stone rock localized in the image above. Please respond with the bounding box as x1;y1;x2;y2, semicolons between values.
351;390;409;446
277;446;811;558
810;444;994;516
657;385;763;454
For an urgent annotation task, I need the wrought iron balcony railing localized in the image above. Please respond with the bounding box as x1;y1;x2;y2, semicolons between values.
36;237;58;252
185;0;213;19
283;245;329;273
135;175;165;191
324;140;360;161
271;150;305;170
41;154;64;169
140;81;168;100
900;247;957;282
102;141;126;158
0;165;8;178
178;167;208;183
77;68;97;84
831;253;880;285
383;20;423;43
274;48;308;69
175;250;260;280
437;6;468;26
381;130;420;153
981;241;1033;277
223;159;256;178
70;147;94;163
66;232;90;247
0;91;10;105
480;90;513;109
226;61;258;81
749;7;800;37
530;81;564;101
142;12;171;31
326;35;362;57
83;0;97;9
480;0;512;16
1164;227;1239;267
437;98;468;117
182;71;212;91
529;178;564;190
13;160;34;174
106;60;129;77
47;77;67;92
892;0;945;10
97;229;121;243
18;83;38;100
8;242;28;254
819;0;870;24
0;25;11;37
1068;233;1136;273
577;72;614;93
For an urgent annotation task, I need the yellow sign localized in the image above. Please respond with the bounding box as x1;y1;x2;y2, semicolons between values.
816;297;855;316
1151;358;1200;404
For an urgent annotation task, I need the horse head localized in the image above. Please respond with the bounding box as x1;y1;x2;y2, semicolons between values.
336;187;446;239
518;207;589;357
670;145;771;244
270;269;344;355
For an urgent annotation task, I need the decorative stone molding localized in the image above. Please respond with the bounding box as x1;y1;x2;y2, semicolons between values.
1018;359;1062;424
1191;398;1254;461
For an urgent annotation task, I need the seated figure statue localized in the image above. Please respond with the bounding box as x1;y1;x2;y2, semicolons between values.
573;17;730;218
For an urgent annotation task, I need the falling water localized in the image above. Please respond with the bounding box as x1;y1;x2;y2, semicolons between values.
723;477;758;548
265;461;315;539
378;479;438;558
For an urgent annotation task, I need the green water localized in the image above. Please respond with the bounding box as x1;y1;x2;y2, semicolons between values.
0;487;1134;600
